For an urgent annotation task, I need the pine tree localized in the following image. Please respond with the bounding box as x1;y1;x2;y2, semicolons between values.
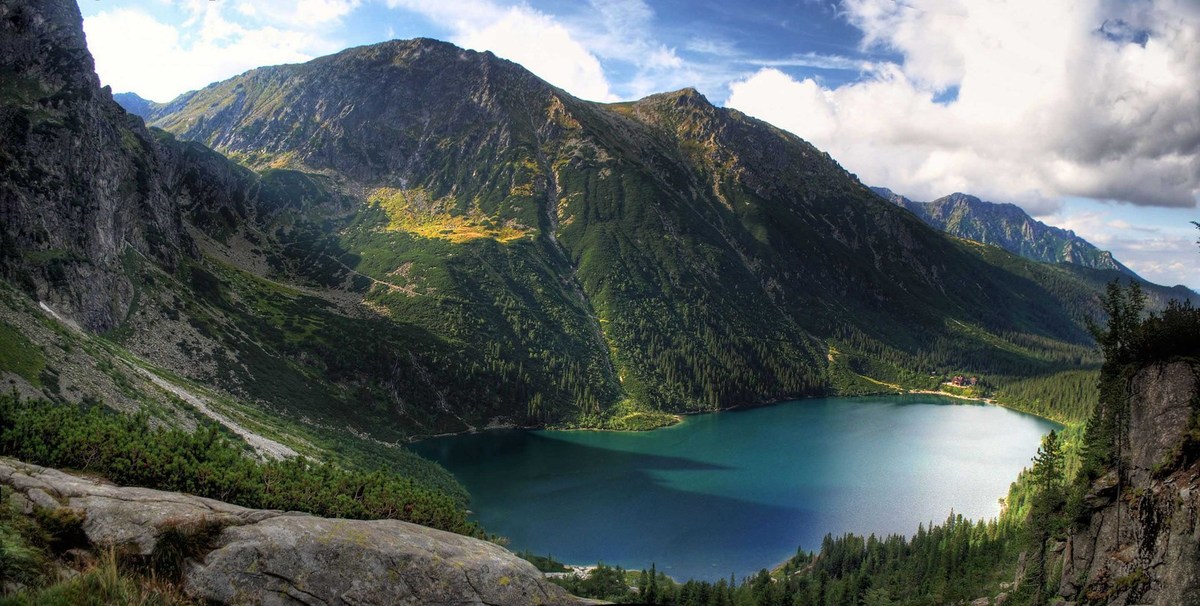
1023;430;1066;604
1032;431;1064;498
647;562;659;604
1080;281;1145;481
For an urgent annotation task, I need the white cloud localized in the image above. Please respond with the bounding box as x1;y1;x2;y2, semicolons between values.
685;37;738;57
386;0;720;101
725;0;1200;212
235;0;361;28
386;0;617;101
83;5;343;102
384;0;506;30
457;7;616;102
1111;238;1200;289
744;53;878;72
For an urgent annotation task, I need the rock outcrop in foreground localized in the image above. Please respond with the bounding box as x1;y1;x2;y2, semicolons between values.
1055;361;1200;605
1;458;579;605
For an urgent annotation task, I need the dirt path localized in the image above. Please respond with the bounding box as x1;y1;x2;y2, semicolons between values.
134;368;299;460
37;299;299;460
905;388;993;405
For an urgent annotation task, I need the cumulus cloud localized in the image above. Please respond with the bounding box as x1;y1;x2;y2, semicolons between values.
386;0;734;102
388;0;616;101
458;7;617;102
725;0;1200;211
84;3;345;102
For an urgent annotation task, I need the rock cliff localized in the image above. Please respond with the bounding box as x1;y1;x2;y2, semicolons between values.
1054;360;1200;605
1;458;579;605
0;0;197;331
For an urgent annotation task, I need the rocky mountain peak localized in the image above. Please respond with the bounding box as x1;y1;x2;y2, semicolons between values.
881;188;1141;278
112;91;152;118
935;193;1023;218
0;0;98;94
944;192;981;203
143;36;560;187
663;86;711;105
631;86;719;123
333;36;507;74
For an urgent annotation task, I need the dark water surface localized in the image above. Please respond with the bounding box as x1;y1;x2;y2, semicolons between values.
412;396;1057;581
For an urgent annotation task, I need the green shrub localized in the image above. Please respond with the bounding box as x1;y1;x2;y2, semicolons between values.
0;394;480;537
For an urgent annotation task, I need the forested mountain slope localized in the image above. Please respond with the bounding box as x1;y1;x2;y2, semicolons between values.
4;0;1188;445
0;0;467;500
131;37;1163;425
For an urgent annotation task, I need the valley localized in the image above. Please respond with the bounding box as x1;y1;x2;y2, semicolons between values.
0;1;1197;604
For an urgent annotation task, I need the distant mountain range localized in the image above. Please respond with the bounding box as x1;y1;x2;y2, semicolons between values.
873;187;1135;276
113;91;153;119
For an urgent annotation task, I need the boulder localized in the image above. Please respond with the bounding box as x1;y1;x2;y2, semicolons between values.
187;516;571;605
0;458;581;605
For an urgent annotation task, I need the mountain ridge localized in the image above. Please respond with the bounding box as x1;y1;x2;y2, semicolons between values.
873;186;1138;277
4;2;1195;446
135;42;1107;421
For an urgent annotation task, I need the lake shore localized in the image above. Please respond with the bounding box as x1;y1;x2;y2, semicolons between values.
900;388;1070;426
407;387;1064;443
903;388;991;404
413;396;1057;582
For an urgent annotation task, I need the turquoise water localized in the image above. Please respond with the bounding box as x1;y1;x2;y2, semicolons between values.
412;396;1057;581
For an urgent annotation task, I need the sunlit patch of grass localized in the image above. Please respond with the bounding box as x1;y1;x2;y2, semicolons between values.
369;187;531;244
1;549;195;606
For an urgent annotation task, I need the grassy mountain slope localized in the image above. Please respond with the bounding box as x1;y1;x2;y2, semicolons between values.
7;7;1185;445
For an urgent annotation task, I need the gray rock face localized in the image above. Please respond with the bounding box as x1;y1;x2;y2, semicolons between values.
1128;362;1198;487
0;0;191;331
0;0;270;333
1;458;580;605
188;516;571;605
1055;361;1200;606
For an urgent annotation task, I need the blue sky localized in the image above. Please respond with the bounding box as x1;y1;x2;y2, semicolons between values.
78;0;1199;290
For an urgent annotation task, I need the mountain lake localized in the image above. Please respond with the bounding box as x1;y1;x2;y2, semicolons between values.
411;395;1058;581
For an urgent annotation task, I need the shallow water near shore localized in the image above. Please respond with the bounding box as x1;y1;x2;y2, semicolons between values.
412;395;1058;582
